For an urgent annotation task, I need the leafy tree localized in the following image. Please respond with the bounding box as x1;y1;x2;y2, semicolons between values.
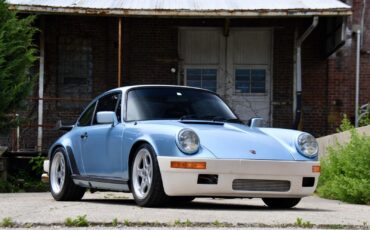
0;0;37;131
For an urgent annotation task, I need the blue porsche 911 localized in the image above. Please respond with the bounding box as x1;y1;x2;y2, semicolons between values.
43;85;320;208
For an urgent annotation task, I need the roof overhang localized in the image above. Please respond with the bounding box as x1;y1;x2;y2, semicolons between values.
6;0;351;17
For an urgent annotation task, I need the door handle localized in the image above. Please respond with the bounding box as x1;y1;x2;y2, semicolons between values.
80;132;88;139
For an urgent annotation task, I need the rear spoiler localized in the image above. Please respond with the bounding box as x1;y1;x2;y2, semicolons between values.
55;120;74;131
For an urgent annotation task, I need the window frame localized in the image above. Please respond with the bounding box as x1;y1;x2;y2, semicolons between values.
233;65;269;96
92;91;122;125
76;101;97;127
184;66;218;92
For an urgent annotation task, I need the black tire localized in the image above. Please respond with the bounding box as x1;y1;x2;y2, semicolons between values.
130;143;170;207
262;198;301;209
49;147;85;201
169;196;195;205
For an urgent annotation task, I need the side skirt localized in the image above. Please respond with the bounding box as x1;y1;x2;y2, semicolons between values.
72;175;130;192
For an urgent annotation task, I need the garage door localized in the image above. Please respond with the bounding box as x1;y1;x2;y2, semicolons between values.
179;28;272;125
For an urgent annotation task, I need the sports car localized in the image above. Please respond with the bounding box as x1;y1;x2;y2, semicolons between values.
43;85;320;208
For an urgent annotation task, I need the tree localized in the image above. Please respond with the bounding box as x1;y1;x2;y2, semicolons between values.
0;0;37;131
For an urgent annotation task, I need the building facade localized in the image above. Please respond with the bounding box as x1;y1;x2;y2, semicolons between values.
3;0;370;154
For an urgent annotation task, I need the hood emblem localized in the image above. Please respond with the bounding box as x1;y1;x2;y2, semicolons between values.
249;150;256;154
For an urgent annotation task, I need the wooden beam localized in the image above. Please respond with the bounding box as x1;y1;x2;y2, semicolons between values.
118;17;122;87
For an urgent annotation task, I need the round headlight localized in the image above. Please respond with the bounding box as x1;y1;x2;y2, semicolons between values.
177;129;200;154
297;133;319;158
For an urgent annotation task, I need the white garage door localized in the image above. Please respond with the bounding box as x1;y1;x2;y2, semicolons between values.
179;28;272;125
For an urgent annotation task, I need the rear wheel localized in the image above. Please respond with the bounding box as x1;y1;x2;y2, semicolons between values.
130;144;170;207
262;198;301;209
50;148;85;201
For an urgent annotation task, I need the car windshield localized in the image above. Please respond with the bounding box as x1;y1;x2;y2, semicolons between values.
126;87;240;123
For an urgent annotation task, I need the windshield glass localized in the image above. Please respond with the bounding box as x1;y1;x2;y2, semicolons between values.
126;87;239;122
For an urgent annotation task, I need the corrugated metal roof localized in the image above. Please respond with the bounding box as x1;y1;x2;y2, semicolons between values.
6;0;351;17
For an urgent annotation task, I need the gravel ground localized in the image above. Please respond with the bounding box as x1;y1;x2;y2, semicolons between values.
0;192;369;229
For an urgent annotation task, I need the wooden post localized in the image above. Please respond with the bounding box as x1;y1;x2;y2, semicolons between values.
118;17;122;87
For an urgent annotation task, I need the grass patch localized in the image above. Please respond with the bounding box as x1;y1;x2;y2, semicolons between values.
295;217;314;228
1;217;14;227
64;215;89;227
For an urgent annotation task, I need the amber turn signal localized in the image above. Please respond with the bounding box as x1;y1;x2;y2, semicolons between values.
171;161;206;169
312;165;321;173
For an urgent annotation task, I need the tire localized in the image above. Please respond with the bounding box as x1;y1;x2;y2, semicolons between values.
49;147;85;201
169;196;195;205
130;143;170;207
262;198;301;209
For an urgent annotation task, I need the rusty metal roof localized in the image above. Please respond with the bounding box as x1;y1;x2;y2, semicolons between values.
6;0;351;17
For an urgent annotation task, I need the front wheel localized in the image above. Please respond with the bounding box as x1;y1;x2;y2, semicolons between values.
130;144;170;207
50;148;85;201
262;198;301;209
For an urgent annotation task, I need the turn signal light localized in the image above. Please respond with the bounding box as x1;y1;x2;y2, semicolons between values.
171;161;206;169
312;165;321;173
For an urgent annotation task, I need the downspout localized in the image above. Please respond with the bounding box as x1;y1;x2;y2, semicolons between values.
293;16;319;130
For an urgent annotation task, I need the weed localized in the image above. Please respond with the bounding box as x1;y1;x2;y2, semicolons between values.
1;217;14;227
123;219;130;226
295;217;313;228
64;215;89;227
112;218;118;227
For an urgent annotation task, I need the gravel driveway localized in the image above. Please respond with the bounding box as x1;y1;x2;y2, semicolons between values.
0;192;369;228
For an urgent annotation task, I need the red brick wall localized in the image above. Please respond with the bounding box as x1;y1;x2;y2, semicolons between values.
16;14;370;151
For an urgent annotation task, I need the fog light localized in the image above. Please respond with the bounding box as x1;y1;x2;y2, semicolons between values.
171;161;206;169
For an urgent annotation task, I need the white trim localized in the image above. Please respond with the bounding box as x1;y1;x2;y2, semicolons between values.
158;156;319;197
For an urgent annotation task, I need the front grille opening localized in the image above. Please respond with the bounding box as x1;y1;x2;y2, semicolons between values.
232;179;291;192
302;177;315;187
197;174;218;184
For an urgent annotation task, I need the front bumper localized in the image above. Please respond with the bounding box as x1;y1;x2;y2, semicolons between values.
158;157;320;198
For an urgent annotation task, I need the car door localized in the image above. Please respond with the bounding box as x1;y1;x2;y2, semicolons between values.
81;92;124;178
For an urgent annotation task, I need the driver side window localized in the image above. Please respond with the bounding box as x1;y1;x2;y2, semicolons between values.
77;102;97;126
92;92;121;125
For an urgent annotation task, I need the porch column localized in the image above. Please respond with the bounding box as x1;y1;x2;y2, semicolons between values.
37;17;45;152
118;17;122;87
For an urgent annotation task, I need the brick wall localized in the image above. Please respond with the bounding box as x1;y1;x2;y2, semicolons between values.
16;13;370;152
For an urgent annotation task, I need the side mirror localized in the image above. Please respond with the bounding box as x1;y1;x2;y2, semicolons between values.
96;111;118;126
248;117;264;129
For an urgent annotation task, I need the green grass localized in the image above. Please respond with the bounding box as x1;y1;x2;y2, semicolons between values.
1;217;14;227
64;215;89;227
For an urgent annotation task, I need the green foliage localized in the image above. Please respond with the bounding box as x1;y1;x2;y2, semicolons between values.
1;217;14;227
0;0;37;131
0;169;48;193
295;218;313;228
336;114;353;132
29;154;45;176
112;218;118;227
317;117;370;204
65;215;89;227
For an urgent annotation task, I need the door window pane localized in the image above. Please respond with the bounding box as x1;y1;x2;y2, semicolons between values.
186;69;217;92
235;69;266;93
78;102;96;126
93;93;121;124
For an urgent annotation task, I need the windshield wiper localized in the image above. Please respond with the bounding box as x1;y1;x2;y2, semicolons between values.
179;115;242;124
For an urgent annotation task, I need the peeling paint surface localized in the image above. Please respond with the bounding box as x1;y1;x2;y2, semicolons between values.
6;0;351;16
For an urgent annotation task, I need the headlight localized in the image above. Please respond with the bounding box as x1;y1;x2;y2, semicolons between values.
296;133;319;158
177;129;200;154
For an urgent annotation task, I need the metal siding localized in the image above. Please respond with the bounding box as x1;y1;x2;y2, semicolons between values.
6;0;351;16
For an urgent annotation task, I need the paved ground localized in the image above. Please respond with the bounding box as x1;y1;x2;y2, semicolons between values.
0;192;369;229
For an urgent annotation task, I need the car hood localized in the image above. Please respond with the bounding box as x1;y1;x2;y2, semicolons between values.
137;120;296;160
185;122;295;160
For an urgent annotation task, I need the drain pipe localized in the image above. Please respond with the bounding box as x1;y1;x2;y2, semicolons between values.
293;16;319;130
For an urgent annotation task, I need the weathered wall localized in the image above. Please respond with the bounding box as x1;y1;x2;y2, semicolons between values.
12;15;363;152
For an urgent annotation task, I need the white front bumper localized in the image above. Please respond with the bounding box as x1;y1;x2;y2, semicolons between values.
158;157;320;198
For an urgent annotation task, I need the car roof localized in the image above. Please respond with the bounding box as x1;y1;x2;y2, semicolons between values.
106;85;213;94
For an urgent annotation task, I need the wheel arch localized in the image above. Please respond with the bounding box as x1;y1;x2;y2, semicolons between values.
128;140;152;180
49;144;80;175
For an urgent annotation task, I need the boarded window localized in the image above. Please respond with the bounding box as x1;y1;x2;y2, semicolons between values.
186;69;217;92
58;36;93;108
235;69;266;94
